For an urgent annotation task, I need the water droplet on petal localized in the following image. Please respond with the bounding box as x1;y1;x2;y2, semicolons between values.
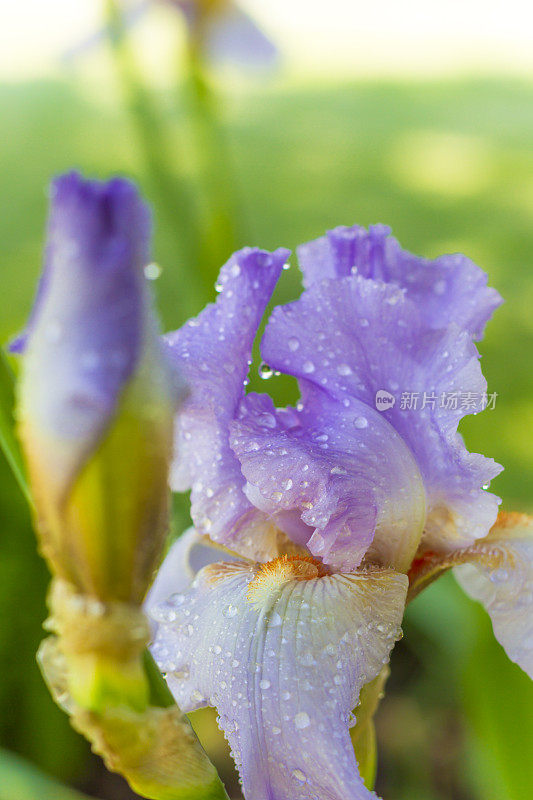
354;416;368;429
337;364;352;376
288;337;300;352
303;360;315;374
291;768;307;785
225;604;238;618
259;679;271;690
294;712;311;729
490;568;508;583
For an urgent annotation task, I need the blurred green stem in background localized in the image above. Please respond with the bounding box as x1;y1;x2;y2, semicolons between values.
0;349;30;505
180;33;244;276
104;0;204;310
0;747;101;800
105;0;245;301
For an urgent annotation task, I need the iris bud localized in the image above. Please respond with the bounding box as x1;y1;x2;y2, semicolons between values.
13;172;183;605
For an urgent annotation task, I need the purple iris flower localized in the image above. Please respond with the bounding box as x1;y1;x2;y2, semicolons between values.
150;226;532;799
69;1;277;70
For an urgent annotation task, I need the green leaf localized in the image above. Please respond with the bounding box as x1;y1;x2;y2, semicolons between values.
0;349;31;505
461;602;533;800
0;747;100;800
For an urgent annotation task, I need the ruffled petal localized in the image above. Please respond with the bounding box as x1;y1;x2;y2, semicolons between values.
164;247;289;557
297;224;502;340
151;557;408;800
453;513;533;677
262;274;501;554
231;389;425;572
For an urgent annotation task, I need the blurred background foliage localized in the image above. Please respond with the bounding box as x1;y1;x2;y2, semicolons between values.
1;1;533;798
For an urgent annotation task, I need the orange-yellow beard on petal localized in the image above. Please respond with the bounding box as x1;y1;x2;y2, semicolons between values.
246;555;329;609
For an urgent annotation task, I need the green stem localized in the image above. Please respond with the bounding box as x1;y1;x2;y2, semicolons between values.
180;33;245;280
0;349;32;505
104;0;204;312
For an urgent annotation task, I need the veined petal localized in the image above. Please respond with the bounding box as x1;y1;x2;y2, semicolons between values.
164;247;289;557
453;513;533;677
298;224;502;340
144;527;239;616
151;557;408;800
262;274;501;554
231;389;425;572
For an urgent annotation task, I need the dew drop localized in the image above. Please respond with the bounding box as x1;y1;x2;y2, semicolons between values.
291;768;307;785
330;465;347;475
225;605;238;618
354;416;368;429
259;362;274;380
288;337;300;352
303;360;315;374
144;262;162;280
294;712;311;729
337;364;353;376
490;568;508;583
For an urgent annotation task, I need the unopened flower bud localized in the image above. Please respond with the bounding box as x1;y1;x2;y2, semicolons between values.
13;171;184;604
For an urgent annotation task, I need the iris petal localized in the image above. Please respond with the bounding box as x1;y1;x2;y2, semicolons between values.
151;559;408;800
298;224;502;340
164;247;289;557
454;513;533;677
262;273;501;554
231;389;425;572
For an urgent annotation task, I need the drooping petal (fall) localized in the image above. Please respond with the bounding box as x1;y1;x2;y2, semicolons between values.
144;527;239;617
453;513;533;677
151;555;408;800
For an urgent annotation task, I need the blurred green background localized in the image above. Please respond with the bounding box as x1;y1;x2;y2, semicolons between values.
1;3;533;799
